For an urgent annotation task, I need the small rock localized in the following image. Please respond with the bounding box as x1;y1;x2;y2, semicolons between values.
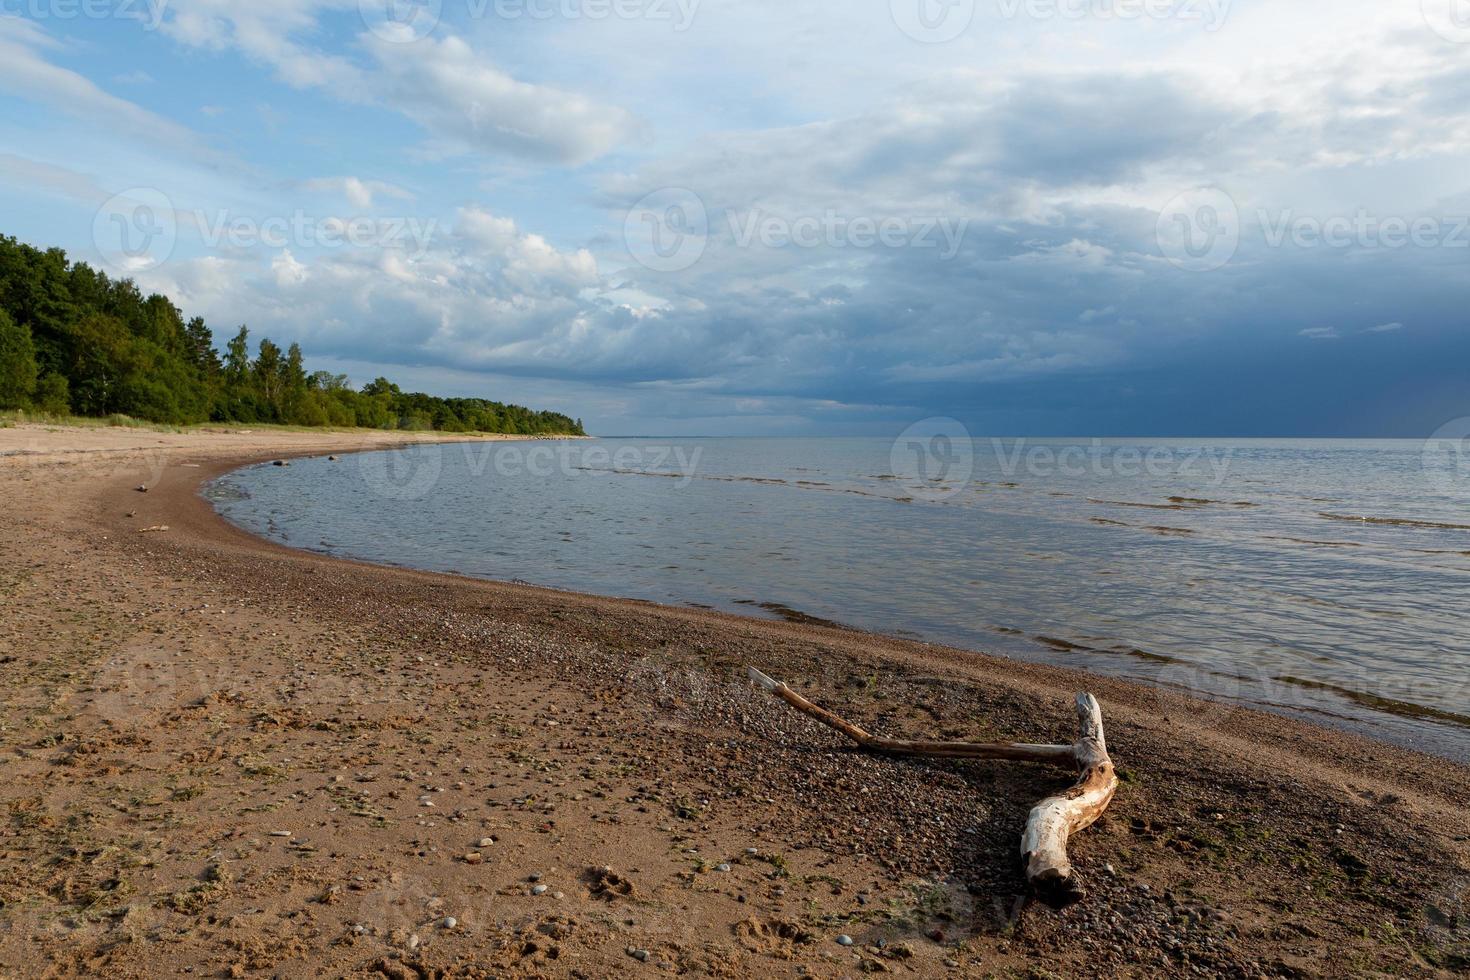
442;917;457;930
463;853;483;865
478;838;494;848
532;885;548;896
715;863;731;873
629;948;650;962
836;934;854;946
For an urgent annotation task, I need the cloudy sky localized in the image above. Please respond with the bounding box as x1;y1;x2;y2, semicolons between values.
2;0;1469;435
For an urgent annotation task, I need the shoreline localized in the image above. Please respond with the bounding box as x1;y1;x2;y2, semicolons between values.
214;436;1470;765
1;424;1467;976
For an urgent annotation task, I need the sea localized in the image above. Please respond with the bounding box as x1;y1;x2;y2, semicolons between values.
207;434;1470;761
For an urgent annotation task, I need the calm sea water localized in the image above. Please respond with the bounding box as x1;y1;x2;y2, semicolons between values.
209;436;1470;760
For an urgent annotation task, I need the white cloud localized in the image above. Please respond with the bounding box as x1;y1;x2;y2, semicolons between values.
1299;327;1340;341
363;34;636;165
156;1;635;164
299;176;415;209
0;17;217;161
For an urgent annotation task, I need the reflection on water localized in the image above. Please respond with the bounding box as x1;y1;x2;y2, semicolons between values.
209;437;1470;761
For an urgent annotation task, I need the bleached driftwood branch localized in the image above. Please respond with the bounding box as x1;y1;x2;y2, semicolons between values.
747;667;1118;906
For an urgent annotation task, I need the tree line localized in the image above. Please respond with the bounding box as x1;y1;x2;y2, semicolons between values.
0;234;586;436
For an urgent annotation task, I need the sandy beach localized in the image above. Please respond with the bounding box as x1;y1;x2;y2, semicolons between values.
1;424;1467;978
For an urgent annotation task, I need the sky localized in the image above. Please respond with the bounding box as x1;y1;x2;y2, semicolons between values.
1;0;1468;436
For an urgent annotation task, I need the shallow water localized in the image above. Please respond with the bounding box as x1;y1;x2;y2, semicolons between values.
209;436;1470;761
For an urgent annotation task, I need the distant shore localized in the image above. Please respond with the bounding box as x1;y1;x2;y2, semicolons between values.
1;422;1467;977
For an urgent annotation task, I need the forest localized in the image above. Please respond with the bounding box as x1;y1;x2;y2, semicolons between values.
0;234;586;436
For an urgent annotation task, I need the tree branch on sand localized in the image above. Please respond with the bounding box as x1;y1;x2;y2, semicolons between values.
746;666;1118;906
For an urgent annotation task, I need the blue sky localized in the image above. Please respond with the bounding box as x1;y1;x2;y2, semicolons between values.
2;0;1469;435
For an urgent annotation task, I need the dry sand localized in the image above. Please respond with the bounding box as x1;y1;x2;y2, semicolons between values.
0;423;1467;978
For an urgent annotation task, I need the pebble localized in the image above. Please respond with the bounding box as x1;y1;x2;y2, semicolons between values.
478;838;494;847
532;885;548;896
715;863;731;873
836;934;854;946
442;917;457;930
628;947;650;962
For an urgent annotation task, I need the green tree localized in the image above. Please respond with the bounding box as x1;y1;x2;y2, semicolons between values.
33;373;69;415
254;338;283;419
185;316;221;376
0;232;584;434
223;326;250;387
0;308;38;409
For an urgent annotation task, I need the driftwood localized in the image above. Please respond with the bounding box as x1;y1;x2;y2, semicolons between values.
747;666;1118;906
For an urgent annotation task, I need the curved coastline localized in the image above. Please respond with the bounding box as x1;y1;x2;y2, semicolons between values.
2;425;1469;976
211;442;1470;761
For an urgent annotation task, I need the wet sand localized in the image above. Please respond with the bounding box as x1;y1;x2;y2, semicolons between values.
1;424;1467;977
